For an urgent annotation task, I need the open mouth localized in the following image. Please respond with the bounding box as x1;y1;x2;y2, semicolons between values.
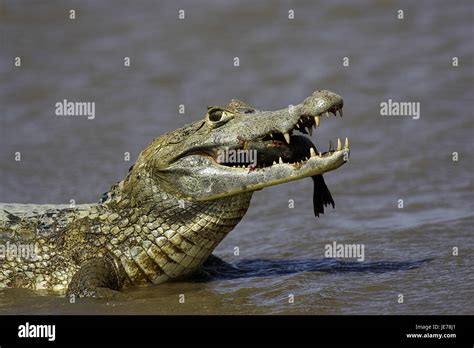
162;90;348;201
215;103;348;169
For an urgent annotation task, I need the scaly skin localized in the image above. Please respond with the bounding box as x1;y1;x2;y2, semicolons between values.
0;90;349;297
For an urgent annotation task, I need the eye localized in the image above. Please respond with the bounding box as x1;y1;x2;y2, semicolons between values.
209;109;223;122
206;107;234;127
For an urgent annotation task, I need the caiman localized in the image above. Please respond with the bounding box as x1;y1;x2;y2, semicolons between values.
0;90;349;297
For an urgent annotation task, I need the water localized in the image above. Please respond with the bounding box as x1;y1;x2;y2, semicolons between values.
0;0;473;314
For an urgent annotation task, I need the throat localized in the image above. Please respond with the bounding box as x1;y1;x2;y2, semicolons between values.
104;180;253;285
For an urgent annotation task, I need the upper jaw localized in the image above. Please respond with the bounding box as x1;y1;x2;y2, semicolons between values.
270;89;344;142
199;90;344;156
211;90;344;152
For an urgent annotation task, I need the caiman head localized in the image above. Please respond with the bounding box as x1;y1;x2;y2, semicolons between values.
131;90;349;217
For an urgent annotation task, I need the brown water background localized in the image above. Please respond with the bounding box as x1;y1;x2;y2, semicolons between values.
0;0;473;314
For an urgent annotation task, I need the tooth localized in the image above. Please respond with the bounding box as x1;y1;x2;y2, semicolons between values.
283;133;291;144
310;147;316;157
273;161;277;165
319;152;322;157
296;123;300;129
308;127;313;136
329;140;334;152
338;108;343;117
279;157;283;164
337;138;342;151
325;111;330;118
315;116;320;127
345;137;349;148
270;133;273;138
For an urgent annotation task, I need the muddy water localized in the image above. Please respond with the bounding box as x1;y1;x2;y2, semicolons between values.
0;0;473;314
